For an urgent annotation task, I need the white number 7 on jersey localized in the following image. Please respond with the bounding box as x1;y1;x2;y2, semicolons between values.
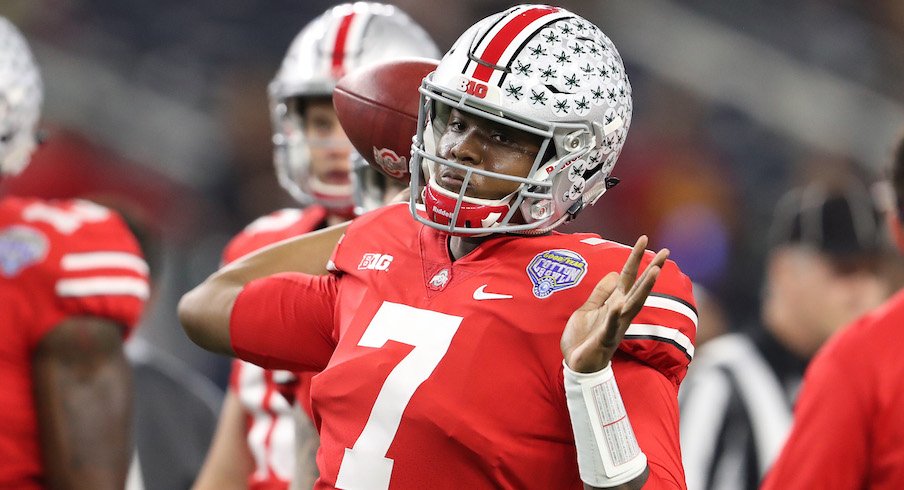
335;302;462;490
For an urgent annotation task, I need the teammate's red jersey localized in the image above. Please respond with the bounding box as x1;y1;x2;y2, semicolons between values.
223;206;327;490
231;203;697;489
0;197;148;488
763;289;904;489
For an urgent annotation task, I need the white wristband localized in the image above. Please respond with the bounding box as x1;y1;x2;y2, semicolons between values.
564;361;647;487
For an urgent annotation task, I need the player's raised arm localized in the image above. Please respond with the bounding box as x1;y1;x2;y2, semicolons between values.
562;236;670;490
179;221;348;355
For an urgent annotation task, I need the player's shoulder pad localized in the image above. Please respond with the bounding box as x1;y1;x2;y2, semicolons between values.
348;202;410;233
3;197;149;330
565;234;698;386
224;206;329;264
340;202;412;246
328;203;412;273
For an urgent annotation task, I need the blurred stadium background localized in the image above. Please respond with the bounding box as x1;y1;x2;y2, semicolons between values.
1;0;902;386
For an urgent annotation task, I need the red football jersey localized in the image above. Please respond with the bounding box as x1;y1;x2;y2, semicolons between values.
763;290;904;489
223;206;328;490
231;203;697;489
0;197;148;488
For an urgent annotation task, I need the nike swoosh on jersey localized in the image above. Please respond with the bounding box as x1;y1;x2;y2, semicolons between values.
473;284;513;300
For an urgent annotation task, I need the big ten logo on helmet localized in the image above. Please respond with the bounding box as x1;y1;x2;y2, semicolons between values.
455;76;488;99
358;252;394;271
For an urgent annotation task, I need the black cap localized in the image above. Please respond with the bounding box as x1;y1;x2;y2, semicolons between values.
768;181;887;257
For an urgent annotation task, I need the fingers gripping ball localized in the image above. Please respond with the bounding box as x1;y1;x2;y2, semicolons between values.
333;58;438;184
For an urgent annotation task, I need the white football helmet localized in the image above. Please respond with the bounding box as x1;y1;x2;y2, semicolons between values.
0;17;42;177
269;2;440;211
410;5;632;235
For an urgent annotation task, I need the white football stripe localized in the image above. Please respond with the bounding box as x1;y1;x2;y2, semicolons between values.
61;252;148;275
56;277;150;299
644;295;699;331
625;323;695;358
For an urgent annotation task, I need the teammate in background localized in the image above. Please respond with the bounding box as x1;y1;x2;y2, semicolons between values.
0;18;149;489
679;179;891;490
762;137;904;489
182;5;696;489
191;4;439;489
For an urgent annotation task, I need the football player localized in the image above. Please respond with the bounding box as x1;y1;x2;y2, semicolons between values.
0;17;149;490
191;4;439;490
182;5;696;489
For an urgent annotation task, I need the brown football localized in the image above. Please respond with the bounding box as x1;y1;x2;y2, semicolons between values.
333;58;438;183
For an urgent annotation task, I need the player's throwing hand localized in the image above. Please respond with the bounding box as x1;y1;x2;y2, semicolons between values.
561;236;670;374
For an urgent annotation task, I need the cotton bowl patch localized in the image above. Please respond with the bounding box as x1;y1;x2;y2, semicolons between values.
527;249;588;298
0;225;48;277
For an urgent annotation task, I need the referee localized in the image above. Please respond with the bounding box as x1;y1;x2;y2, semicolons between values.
678;178;891;490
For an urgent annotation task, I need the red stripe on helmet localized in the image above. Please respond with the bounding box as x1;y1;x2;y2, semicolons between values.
331;12;356;78
471;6;559;82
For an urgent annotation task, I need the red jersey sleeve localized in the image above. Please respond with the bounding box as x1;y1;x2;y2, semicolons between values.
620;257;697;386
230;272;339;372
761;317;871;489
16;199;149;349
614;356;685;489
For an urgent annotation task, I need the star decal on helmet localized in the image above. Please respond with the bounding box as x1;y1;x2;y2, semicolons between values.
553;98;570;115
563;73;580;90
543;31;560;44
528;44;547;58
540;67;557;82
575;96;590;113
591;87;605;103
554;52;571;64
513;60;533;76
587;150;603;169
505;84;524;101
529;89;549;106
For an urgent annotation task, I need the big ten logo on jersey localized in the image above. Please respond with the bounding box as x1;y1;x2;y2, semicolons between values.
455;76;488;99
358;253;393;271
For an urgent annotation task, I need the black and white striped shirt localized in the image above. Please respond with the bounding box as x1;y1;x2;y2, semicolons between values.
678;330;808;490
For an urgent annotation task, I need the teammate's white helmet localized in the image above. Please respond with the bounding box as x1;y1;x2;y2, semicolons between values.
0;17;42;177
410;5;632;235
269;2;440;210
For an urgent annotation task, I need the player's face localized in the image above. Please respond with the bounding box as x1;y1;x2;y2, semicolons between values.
302;98;353;187
765;247;888;354
435;108;541;200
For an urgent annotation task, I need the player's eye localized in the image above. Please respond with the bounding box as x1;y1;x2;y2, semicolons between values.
491;131;512;144
447;119;466;132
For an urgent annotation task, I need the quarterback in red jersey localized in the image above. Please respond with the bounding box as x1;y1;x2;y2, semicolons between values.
193;4;440;490
762;138;904;489
182;5;696;489
0;17;148;490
